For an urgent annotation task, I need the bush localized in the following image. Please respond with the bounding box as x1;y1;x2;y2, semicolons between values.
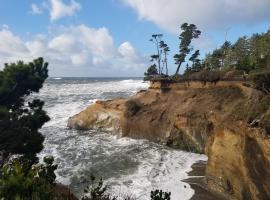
188;70;223;84
125;100;140;116
144;64;159;81
150;190;171;200
82;177;171;200
82;176;116;200
0;156;57;200
223;70;245;81
251;72;270;94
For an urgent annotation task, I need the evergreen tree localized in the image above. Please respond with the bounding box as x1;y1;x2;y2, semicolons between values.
145;64;158;76
0;57;49;164
174;23;201;74
150;34;163;74
160;41;170;75
0;58;58;199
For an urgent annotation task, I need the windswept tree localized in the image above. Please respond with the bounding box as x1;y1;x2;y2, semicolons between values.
150;34;163;74
160;41;170;75
174;23;201;74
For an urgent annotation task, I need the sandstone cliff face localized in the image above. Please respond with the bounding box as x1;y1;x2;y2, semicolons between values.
68;82;270;200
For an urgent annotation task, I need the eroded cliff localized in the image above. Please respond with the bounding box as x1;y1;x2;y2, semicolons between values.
68;82;270;200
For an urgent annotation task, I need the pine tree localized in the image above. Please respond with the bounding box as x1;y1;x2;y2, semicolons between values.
174;23;201;74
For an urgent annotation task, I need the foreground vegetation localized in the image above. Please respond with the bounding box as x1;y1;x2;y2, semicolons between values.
0;58;59;199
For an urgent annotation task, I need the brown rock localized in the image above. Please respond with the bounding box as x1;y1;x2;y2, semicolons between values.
67;81;270;200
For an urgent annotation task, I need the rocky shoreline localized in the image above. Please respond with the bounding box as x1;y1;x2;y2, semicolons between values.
68;81;270;200
184;161;227;200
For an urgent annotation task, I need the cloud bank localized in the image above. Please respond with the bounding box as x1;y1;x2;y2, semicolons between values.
121;0;270;32
0;25;147;76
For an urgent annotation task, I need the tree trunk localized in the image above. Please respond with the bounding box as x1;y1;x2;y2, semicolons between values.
165;54;168;75
156;43;161;75
175;62;182;75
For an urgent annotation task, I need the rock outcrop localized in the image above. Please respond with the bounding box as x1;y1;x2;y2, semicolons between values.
68;81;270;200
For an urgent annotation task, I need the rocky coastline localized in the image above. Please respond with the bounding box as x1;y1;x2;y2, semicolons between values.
68;80;270;200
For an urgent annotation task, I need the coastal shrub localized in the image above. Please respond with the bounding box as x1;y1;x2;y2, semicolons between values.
199;70;222;84
150;190;171;200
251;71;270;94
125;100;140;116
223;70;246;81
81;176;138;200
0;156;57;200
82;176;116;200
187;70;223;84
144;64;159;81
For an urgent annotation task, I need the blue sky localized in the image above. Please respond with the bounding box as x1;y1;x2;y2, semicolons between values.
0;0;270;77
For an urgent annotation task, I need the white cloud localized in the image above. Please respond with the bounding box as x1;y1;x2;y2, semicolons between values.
31;4;43;14
0;28;29;59
48;34;76;52
0;25;147;77
120;0;270;32
49;0;81;21
118;41;147;69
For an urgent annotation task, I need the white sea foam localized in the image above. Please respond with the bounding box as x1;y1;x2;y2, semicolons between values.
35;78;207;199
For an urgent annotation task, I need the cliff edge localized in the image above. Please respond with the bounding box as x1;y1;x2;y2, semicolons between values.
68;81;270;200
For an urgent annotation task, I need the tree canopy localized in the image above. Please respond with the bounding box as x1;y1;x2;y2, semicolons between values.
174;23;201;74
0;57;49;164
0;58;59;199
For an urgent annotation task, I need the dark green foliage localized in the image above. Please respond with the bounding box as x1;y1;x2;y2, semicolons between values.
81;177;171;200
0;57;49;164
144;64;159;80
82;176;116;200
150;190;171;200
0;156;57;200
187;50;203;73
174;23;201;74
0;58;57;199
125;100;140;116
251;71;270;94
0;58;48;109
230;37;252;72
206;29;270;72
189;50;200;65
204;49;223;69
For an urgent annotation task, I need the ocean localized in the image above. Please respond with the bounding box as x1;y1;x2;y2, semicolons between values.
32;77;207;200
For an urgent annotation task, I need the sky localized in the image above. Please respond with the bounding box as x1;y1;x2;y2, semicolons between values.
0;0;270;77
